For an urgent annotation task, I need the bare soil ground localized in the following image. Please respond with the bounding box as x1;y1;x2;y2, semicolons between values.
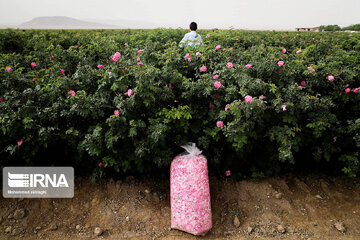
1;174;360;240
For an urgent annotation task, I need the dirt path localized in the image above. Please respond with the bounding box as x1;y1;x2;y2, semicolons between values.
1;174;360;240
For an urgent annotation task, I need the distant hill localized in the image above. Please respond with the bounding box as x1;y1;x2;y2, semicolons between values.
19;16;119;29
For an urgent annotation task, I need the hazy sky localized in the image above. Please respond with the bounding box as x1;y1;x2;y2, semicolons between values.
0;0;359;29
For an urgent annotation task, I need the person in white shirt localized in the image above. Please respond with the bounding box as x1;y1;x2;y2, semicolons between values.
179;22;203;49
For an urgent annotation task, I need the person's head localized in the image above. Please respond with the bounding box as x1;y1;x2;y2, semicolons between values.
189;22;197;31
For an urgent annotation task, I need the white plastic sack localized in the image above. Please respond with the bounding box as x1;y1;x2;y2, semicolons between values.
170;143;212;235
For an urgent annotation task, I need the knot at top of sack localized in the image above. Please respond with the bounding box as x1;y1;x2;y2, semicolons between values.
181;142;202;156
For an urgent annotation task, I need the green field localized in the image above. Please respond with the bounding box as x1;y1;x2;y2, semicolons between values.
0;29;359;179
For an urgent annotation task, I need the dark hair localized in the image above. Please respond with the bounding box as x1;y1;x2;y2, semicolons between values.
190;22;197;31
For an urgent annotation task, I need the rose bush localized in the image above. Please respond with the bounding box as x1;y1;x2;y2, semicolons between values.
0;29;359;178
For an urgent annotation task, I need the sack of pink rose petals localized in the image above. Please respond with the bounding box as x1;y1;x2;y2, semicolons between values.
170;143;212;235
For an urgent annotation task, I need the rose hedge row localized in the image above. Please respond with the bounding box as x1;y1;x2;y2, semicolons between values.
0;29;359;178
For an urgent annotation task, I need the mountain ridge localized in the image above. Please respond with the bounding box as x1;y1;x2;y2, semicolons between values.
20;16;120;29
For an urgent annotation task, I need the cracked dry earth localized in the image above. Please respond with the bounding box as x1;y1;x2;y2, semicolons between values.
1;174;360;240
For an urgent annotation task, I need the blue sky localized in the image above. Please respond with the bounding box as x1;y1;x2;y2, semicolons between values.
0;0;359;29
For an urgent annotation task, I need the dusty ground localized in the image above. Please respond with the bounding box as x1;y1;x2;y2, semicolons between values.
1;174;360;240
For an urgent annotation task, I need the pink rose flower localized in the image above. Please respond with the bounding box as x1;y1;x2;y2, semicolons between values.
225;170;231;176
299;86;303;90
0;98;5;102
245;95;253;103
31;62;37;67
17;139;23;146
345;88;351;94
296;50;302;54
114;110;119;116
98;162;104;167
59;69;65;75
311;69;315;73
301;81;306;86
328;75;334;82
124;67;129;71
216;121;224;128
354;88;358;93
112;56;119;62
112;52;120;61
6;67;12;72
137;49;144;54
225;104;231;111
127;89;133;96
282;36;286;39
184;53;190;59
50;56;55;60
97;64;104;69
196;52;201;56
73;46;78;49
137;62;143;66
68;90;75;97
349;34;353;37
200;66;207;72
137;57;141;61
215;45;221;50
108;72;112;75
227;62;233;68
229;47;233;50
246;64;252;69
282;105;287;111
169;83;172;88
33;78;37;82
278;61;284;67
333;136;337;142
281;48;286;54
213;74;219;80
214;81;221;88
188;58;191;62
